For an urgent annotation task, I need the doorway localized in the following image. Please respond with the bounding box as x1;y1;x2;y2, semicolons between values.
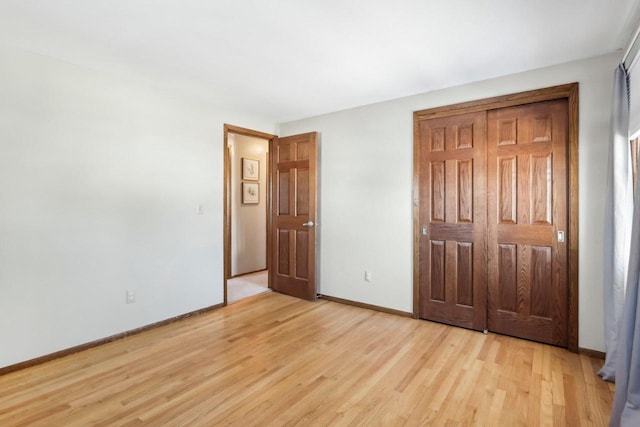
413;84;579;351
224;125;320;304
224;125;276;305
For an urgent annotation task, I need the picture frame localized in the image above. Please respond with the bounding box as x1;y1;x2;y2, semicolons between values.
242;182;259;204
242;158;260;181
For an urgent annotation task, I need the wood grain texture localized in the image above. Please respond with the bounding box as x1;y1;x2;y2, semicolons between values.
417;111;487;331
0;303;224;376
458;159;473;222
430;240;446;301
498;156;517;224
566;83;579;352
271;132;318;301
0;293;613;426
457;242;474;306
318;294;414;318
431;161;446;222
579;348;606;360
488;99;569;347
413;83;579;352
414;83;578;121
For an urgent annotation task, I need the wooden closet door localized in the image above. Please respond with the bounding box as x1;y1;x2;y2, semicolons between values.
417;112;487;331
487;99;568;346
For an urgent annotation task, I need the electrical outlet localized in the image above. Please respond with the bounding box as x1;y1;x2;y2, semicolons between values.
126;289;136;304
364;270;372;282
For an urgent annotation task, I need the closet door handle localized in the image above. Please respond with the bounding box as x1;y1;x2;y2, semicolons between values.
302;221;315;228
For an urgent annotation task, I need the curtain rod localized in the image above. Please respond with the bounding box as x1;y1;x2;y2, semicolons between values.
623;20;640;70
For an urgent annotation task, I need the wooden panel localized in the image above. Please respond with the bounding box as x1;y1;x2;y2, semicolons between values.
530;246;552;317
431;162;446;222
296;141;309;160
517;155;531;225
279;142;291;162
278;171;290;215
498;157;517;224
456;124;473;149
496;225;553;246
431;127;446;152
278;230;290;275
532;115;552;142
531;154;552;225
296;169;309;216
488;141;553;157
457;160;473;223
296;231;309;279
430;240;446;302
428;222;474;241
456;242;473;306
517;245;531;316
498;244;517;312
497;119;517;145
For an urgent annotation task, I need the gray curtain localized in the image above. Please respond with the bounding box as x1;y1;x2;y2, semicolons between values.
611;168;640;425
600;64;633;381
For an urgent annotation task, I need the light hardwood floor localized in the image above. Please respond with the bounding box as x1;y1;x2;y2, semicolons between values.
0;292;614;426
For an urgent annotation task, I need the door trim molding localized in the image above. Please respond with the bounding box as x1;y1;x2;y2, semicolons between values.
412;83;579;352
223;124;276;306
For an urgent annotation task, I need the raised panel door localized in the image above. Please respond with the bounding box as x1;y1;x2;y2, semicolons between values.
271;133;318;301
487;100;568;346
417;112;487;331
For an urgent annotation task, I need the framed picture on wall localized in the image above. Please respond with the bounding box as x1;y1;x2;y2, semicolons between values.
242;158;259;180
242;182;259;204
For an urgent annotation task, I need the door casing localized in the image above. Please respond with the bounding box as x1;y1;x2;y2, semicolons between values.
223;124;276;305
223;125;319;304
412;83;580;352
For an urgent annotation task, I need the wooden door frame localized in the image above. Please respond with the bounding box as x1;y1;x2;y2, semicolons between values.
223;124;276;305
412;83;580;352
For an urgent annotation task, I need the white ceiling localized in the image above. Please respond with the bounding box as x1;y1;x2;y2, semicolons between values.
1;0;639;123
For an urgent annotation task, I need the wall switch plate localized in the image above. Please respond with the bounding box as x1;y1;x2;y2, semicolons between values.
364;270;372;282
126;289;135;304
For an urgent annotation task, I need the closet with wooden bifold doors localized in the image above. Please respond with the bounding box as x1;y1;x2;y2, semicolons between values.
414;84;578;350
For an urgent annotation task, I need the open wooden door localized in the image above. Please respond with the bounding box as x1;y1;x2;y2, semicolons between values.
270;132;318;300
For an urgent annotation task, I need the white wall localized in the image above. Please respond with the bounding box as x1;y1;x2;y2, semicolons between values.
0;45;276;369
229;134;269;276
0;45;618;368
280;53;619;352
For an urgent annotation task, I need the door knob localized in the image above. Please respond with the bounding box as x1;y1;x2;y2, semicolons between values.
302;221;315;227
